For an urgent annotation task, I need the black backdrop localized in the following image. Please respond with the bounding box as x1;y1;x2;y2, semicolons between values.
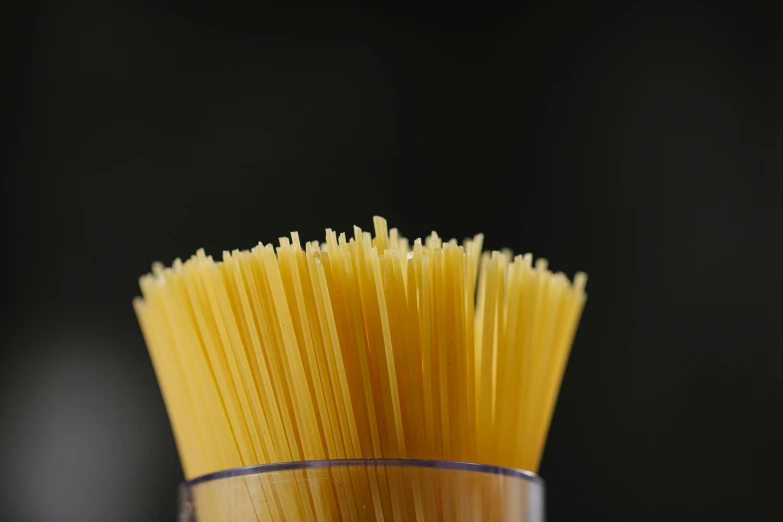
4;4;780;522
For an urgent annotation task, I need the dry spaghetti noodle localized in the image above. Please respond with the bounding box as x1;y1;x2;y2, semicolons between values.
134;216;586;521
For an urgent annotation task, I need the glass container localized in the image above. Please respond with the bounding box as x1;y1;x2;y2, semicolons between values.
178;458;544;521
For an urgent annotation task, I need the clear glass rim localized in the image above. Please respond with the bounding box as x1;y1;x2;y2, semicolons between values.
185;458;542;488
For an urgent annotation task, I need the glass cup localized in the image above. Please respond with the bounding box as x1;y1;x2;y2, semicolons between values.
178;458;544;521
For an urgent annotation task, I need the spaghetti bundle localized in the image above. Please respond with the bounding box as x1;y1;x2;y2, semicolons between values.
134;216;586;521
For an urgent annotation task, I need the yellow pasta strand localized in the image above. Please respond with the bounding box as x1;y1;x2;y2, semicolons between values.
134;216;587;521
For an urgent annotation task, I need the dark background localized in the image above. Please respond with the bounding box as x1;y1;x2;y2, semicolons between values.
4;3;780;522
